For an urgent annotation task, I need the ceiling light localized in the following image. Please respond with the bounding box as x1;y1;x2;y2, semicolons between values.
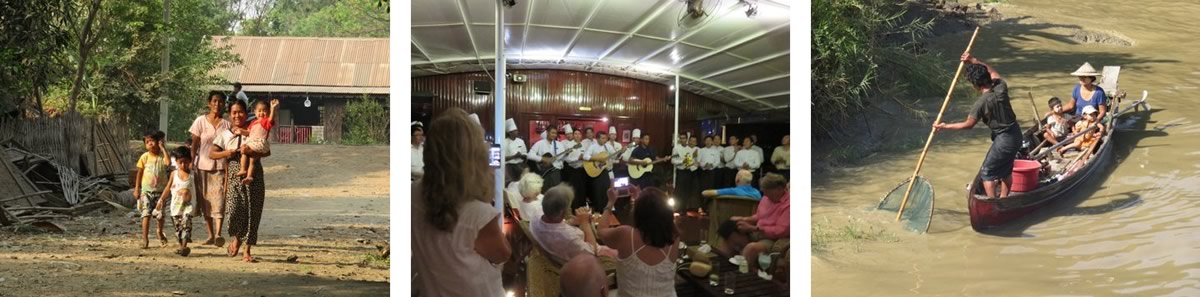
669;84;675;91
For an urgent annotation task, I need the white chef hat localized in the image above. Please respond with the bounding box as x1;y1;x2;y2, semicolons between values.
563;124;573;134
540;130;547;140
632;128;641;139
506;118;518;132
468;113;481;127
608;126;616;135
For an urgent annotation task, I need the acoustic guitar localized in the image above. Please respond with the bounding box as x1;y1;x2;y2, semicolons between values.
628;156;671;179
583;144;631;178
537;142;582;174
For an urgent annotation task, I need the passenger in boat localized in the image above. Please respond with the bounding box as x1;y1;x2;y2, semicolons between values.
1061;62;1108;121
933;53;1021;199
1042;97;1070;145
1057;105;1105;155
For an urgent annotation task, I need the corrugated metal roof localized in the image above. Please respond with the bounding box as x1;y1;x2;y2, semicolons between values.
211;36;390;89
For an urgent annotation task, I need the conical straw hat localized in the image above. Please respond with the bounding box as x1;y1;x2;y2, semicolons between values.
1071;62;1101;76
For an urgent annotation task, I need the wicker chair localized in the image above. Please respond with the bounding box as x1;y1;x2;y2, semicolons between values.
706;195;759;245
518;220;564;297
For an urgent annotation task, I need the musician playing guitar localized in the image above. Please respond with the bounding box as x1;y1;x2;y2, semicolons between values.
583;131;628;208
627;133;671;188
527;126;579;192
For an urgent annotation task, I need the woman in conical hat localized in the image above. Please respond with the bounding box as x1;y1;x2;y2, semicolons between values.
1061;62;1108;120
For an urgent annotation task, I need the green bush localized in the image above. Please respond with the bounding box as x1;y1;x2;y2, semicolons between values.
342;95;388;145
812;0;949;137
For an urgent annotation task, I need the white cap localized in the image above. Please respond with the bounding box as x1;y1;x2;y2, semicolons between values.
632;129;641;139
540;130;547;140
608;127;616;135
563;124;573;134
506;118;518;132
468;113;481;127
1082;105;1098;115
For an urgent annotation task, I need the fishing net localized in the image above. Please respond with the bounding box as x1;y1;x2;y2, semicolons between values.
877;176;935;233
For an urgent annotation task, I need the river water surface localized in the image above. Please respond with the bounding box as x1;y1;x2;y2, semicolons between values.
813;1;1200;296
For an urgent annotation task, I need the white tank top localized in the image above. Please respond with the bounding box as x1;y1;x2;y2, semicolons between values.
169;170;195;217
616;229;677;297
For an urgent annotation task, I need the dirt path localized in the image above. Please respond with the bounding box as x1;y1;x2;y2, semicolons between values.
0;144;390;296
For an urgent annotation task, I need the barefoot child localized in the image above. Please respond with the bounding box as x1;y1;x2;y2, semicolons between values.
236;99;279;184
134;130;169;249
156;146;197;256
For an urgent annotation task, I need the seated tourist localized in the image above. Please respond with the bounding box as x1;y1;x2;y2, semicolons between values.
702;170;762;200
715;219;751;257
560;255;610;297
531;185;618;263
514;172;545;220
727;173;789;274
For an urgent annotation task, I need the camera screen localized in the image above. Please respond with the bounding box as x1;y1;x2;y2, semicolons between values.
488;145;501;167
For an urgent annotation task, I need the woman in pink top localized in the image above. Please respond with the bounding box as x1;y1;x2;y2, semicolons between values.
188;92;231;247
729;173;789;274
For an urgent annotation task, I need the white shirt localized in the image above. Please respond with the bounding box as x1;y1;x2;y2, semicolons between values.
531;218;595;263
620;142;637;162
671;145;690;170
412;184;504;297
752;145;764;158
584;141;623;172
528;139;567;169
504;137;527;165
722;146;739;169
698;146;722;170
236;90;250;106
518;195;544;221
188;115;232;171
733;148;762;170
412;144;424;179
564;139;584;168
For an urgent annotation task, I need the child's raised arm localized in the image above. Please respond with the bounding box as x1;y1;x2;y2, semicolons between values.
268;99;280;125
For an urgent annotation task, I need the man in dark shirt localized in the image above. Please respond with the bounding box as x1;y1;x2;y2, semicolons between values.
628;134;665;188
934;53;1021;199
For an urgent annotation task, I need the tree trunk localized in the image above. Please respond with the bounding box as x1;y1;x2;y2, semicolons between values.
68;0;102;114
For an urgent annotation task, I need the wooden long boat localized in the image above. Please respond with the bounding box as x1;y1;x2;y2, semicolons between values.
967;92;1149;232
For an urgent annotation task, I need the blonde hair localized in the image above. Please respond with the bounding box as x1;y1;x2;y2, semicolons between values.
735;170;754;185
421;108;494;232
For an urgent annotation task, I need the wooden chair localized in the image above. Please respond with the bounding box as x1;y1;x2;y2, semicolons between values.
706;195;759;246
518;220;563;297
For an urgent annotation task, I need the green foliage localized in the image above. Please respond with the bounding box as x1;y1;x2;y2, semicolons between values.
240;0;388;37
342;95;389;145
0;0;74;114
812;0;949;137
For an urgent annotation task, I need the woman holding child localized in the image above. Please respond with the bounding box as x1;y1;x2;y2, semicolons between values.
209;99;270;262
188;92;231;248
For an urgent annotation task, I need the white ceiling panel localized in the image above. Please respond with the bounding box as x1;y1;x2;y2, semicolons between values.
565;31;624;59
604;37;669;64
411;0;790;110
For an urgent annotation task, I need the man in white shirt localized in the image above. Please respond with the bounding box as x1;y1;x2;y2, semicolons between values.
616;128;639;180
528;125;573;192
530;185;617;264
733;137;763;188
584;131;622;208
671;134;693;212
721;135;741;188
504;118;528;183
582;127;596;150
411;123;425;181
683;135;702;211
749;134;764;158
697;135;723;211
564;126;592;209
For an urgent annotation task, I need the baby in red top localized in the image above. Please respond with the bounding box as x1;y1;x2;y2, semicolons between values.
237;99;279;184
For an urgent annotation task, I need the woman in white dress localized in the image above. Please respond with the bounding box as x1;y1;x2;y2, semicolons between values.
412;108;511;297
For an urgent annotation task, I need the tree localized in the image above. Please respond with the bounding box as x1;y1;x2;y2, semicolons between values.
239;0;388;38
0;0;74;116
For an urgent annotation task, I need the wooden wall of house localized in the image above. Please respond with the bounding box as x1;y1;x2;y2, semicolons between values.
323;98;346;144
411;69;746;153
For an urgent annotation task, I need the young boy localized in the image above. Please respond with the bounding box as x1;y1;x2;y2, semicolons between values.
134;130;169;249
1057;105;1105;155
236;98;279;184
1042;97;1070;145
156;146;196;256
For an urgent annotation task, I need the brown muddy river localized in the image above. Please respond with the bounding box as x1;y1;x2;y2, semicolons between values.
813;1;1200;296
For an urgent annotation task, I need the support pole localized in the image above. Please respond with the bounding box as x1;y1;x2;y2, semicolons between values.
159;0;171;133
493;0;507;217
672;75;679;187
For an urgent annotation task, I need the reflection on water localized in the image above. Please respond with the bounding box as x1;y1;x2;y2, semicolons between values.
813;1;1200;295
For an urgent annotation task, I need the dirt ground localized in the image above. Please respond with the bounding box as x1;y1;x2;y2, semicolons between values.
0;144;391;296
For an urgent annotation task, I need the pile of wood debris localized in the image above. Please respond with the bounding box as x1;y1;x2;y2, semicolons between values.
0;115;136;231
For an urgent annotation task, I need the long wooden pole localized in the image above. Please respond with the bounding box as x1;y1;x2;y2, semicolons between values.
896;27;981;221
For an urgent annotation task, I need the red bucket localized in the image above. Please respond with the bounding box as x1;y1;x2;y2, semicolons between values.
1011;159;1041;192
